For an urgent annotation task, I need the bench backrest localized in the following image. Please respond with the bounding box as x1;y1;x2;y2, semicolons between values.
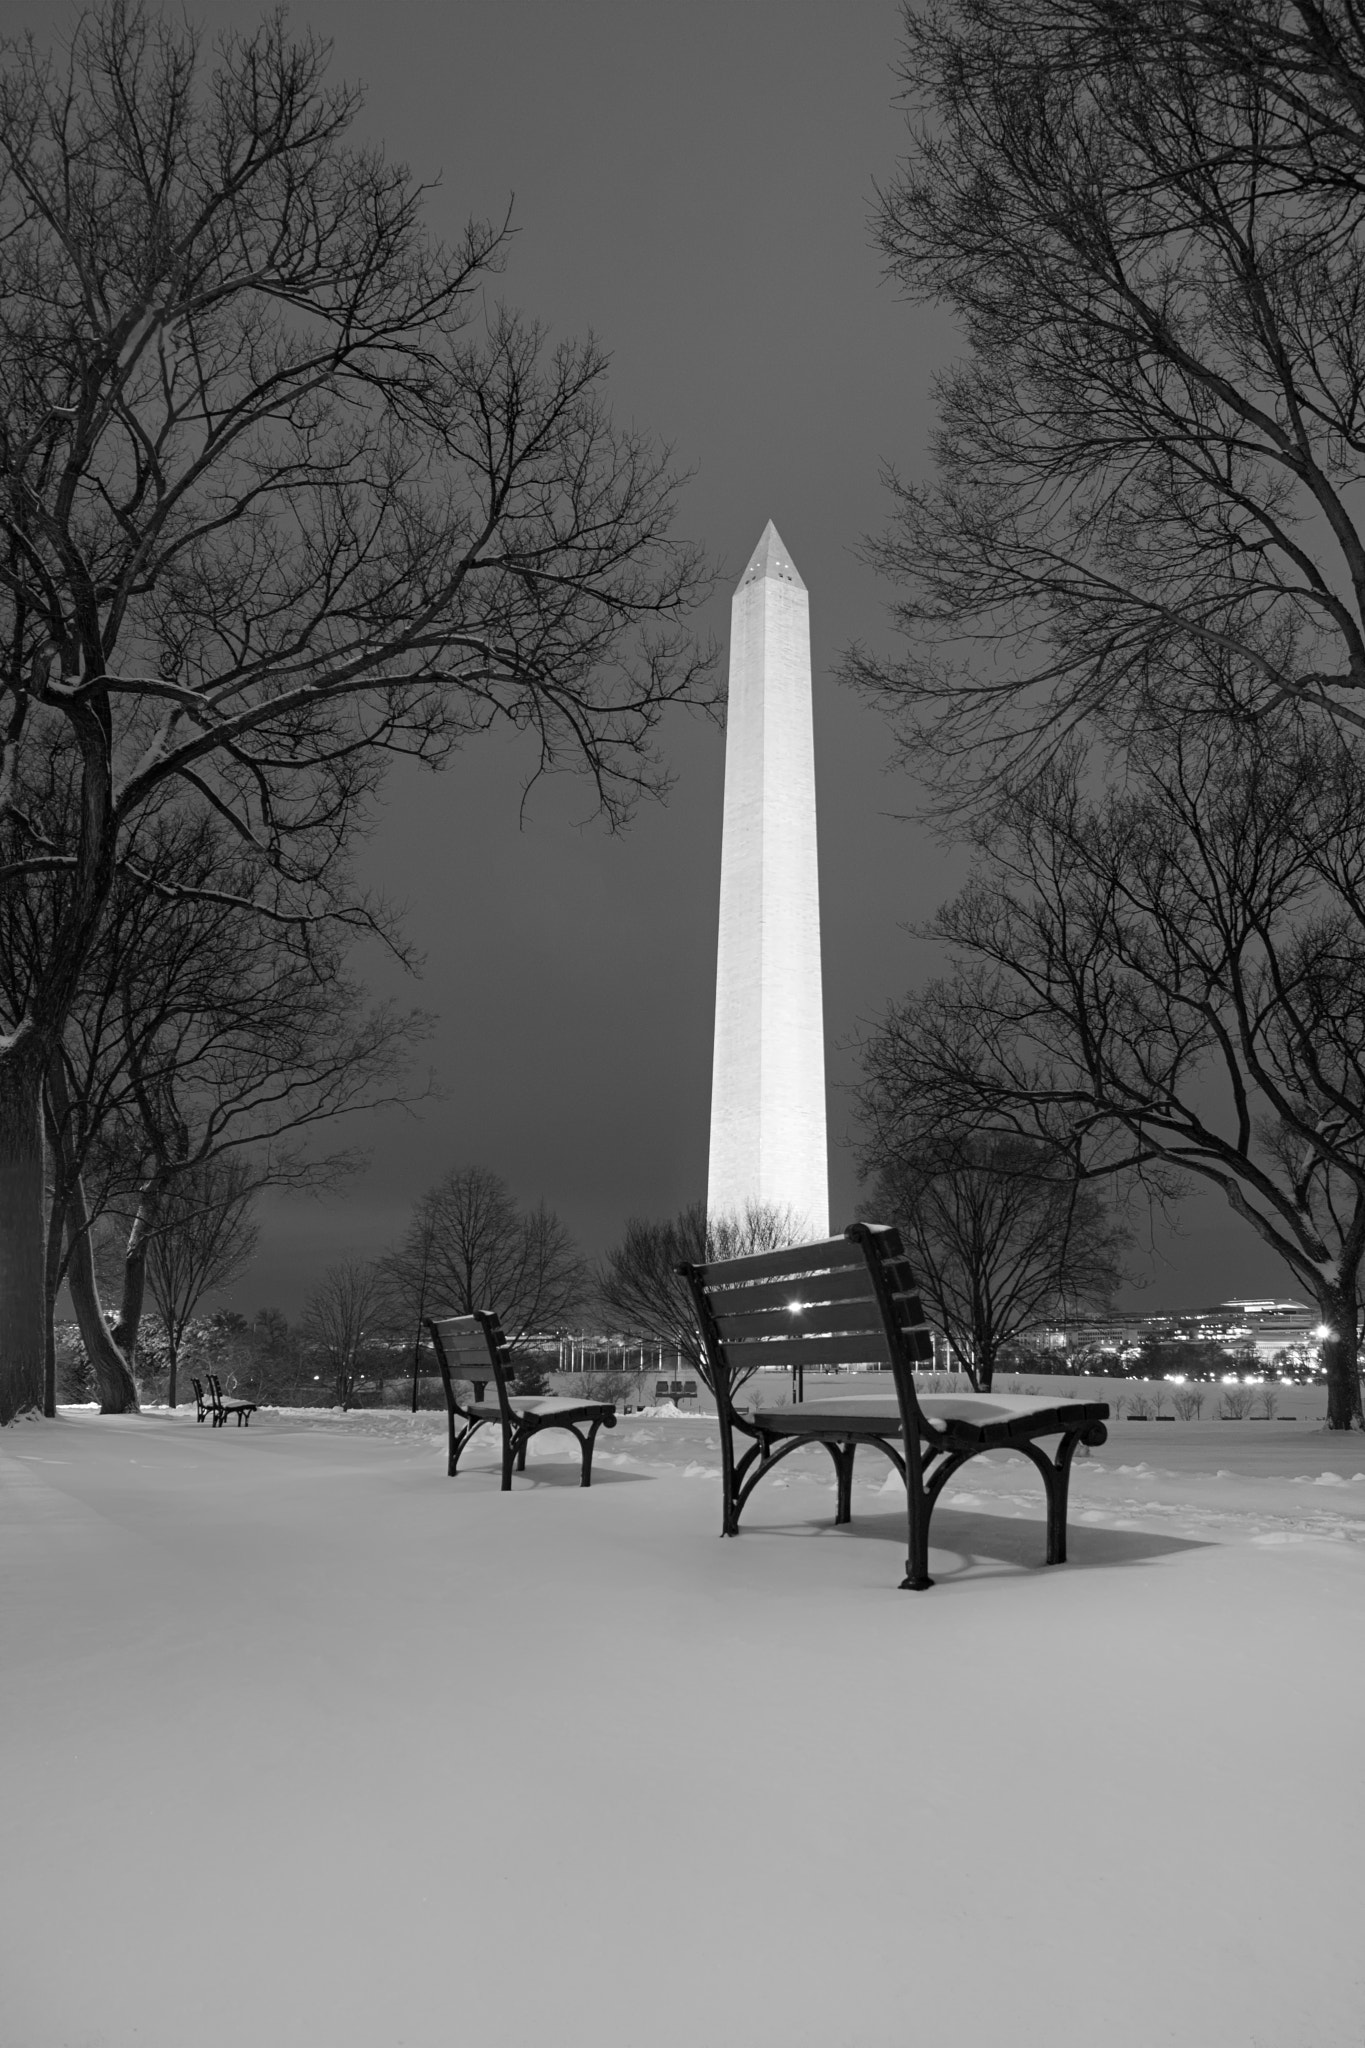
677;1223;935;1425
426;1310;515;1419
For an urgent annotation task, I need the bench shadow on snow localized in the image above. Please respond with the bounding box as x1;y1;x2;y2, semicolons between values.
453;1463;651;1489
745;1500;1208;1581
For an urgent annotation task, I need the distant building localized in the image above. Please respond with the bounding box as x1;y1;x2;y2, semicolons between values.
1029;1296;1323;1372
1203;1300;1319;1361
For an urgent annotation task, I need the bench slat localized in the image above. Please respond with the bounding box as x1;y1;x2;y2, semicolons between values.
720;1327;934;1371
692;1236;869;1287
712;1299;886;1341
723;1332;898;1370
429;1316;505;1369
702;1266;883;1314
440;1351;498;1375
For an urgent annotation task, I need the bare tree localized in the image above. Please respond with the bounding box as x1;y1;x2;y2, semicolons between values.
376;1190;444;1413
17;791;444;1438
300;1258;386;1411
141;1155;258;1407
0;5;712;1421
385;1166;587;1346
847;1;1365;792
88;830;429;1381
860;1130;1129;1390
861;715;1365;1428
597;1198;808;1395
9;795;429;1412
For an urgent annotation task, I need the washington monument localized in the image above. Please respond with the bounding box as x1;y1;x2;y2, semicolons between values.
706;521;829;1237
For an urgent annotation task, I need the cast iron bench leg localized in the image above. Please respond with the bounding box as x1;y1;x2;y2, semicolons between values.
449;1420;478;1477
826;1441;856;1525
898;1436;937;1589
900;1480;934;1590
1047;1430;1093;1564
1017;1440;1068;1564
579;1415;605;1487
1047;1438;1074;1564
1018;1434;1088;1565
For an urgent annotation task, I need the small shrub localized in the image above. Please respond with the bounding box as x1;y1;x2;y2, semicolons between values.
1256;1386;1280;1421
563;1370;637;1406
55;1327;95;1403
509;1351;554;1396
1218;1387;1255;1420
1171;1387;1205;1421
1127;1391;1155;1420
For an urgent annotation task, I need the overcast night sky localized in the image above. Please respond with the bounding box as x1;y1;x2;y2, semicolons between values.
5;0;1299;1316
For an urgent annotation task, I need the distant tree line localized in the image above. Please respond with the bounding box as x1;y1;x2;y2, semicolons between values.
50;1175;818;1416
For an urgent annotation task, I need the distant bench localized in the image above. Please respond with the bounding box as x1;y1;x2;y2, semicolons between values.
678;1222;1109;1591
653;1378;699;1404
191;1374;257;1428
426;1311;617;1490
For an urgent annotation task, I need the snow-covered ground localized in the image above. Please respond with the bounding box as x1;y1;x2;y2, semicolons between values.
2;1406;1362;2048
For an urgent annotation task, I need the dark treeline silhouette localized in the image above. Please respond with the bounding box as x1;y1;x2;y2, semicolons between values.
852;2;1365;1426
0;3;712;1423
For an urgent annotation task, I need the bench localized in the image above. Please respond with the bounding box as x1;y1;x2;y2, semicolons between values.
426;1311;617;1490
651;1378;699;1404
191;1373;257;1427
677;1222;1108;1590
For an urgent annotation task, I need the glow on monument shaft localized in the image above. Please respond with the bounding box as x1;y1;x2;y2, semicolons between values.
707;522;829;1237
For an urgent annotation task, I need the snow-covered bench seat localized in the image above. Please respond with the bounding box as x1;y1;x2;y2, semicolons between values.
426;1311;616;1491
676;1224;1109;1590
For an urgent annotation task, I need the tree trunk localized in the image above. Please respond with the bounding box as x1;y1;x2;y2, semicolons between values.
954;1333;986;1390
112;1180;161;1372
1319;1284;1364;1431
0;1034;50;1424
43;1185;65;1419
166;1334;179;1411
63;1168;139;1414
45;1051;138;1413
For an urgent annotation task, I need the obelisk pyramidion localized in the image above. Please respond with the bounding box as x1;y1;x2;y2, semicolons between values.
707;521;829;1238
